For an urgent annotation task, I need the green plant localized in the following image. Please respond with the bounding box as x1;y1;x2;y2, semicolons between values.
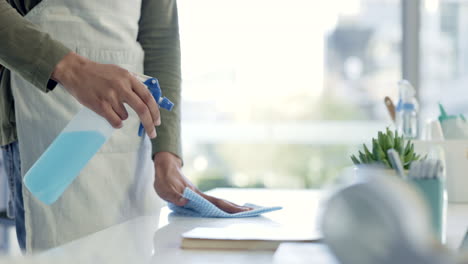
350;128;422;170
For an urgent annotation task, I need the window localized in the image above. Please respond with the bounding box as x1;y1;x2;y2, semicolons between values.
178;0;400;190
420;0;468;120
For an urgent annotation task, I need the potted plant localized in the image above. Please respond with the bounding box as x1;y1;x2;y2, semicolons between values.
351;128;422;171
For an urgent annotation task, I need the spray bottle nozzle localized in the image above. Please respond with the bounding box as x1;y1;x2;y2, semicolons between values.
142;78;174;111
397;80;416;102
132;73;174;137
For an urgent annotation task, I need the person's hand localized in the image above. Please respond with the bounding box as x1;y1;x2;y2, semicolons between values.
153;152;252;213
51;52;160;138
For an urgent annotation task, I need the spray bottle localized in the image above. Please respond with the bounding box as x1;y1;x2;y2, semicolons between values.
23;73;174;205
396;80;419;139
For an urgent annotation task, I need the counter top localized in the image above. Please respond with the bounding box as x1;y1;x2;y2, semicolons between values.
1;188;467;264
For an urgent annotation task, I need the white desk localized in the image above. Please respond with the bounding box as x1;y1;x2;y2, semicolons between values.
1;188;468;264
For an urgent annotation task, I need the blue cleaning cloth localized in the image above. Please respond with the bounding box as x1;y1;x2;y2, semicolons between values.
168;188;282;218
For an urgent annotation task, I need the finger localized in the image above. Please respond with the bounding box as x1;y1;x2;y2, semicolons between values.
96;102;123;129
212;198;251;214
159;189;188;206
111;102;129;121
173;196;189;207
130;77;161;126
219;199;252;212
200;193;251;214
122;91;156;138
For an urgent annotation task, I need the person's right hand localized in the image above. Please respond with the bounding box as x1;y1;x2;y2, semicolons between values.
51;52;160;138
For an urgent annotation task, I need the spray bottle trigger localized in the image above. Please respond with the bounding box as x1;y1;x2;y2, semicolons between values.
137;77;174;137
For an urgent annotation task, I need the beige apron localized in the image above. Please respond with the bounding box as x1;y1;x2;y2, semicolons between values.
10;0;162;252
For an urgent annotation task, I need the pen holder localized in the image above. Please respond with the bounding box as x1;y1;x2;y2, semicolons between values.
414;140;468;202
409;178;446;243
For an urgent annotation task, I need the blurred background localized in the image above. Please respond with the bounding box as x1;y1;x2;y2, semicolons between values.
176;0;468;191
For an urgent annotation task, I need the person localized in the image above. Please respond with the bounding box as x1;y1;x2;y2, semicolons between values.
0;0;250;252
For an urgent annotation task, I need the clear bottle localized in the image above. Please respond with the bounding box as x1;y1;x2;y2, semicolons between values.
24;107;114;204
396;80;419;139
23;74;174;204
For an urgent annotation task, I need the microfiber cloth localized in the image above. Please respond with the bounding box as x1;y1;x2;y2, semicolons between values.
168;188;282;218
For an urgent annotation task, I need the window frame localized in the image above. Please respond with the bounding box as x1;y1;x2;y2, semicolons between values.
402;0;421;99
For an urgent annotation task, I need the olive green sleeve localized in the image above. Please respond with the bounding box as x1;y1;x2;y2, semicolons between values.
138;0;182;160
0;1;71;91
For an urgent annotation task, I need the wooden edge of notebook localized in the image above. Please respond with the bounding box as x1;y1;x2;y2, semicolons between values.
180;238;322;251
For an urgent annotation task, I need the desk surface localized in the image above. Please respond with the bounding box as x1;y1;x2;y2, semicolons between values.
2;188;468;264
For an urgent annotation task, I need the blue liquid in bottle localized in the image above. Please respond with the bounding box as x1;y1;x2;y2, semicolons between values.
24;131;107;204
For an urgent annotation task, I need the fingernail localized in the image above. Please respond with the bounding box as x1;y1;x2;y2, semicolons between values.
178;197;188;206
156;118;161;126
150;130;157;138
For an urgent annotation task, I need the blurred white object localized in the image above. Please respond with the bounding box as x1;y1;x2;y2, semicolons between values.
438;104;468;140
408;159;444;179
321;168;455;264
424;120;445;141
387;149;406;178
441;119;468;140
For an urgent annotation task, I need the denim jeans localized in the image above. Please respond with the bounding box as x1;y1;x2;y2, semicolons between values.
1;142;26;250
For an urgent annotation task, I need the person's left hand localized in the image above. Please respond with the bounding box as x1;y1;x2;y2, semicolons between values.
153;152;252;213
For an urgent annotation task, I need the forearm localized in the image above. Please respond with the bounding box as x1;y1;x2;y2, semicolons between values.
0;1;71;91
138;0;182;160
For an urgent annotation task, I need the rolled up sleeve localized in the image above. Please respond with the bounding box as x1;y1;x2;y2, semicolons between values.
138;0;182;160
0;1;71;92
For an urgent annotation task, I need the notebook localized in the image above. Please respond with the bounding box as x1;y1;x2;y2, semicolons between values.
180;224;321;251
